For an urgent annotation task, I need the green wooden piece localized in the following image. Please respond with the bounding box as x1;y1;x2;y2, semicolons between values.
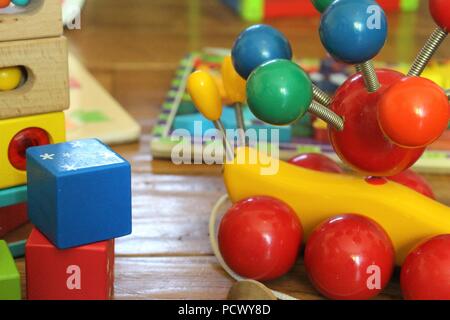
311;0;335;13
240;0;264;21
246;59;313;126
0;185;27;208
8;240;26;259
0;240;21;300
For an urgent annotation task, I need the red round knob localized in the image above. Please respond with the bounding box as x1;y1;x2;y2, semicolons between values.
8;127;50;170
378;77;449;148
218;196;303;281
304;214;395;300
429;0;450;31
401;234;450;300
329;69;425;177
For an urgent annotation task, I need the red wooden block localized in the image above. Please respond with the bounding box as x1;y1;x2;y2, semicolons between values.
25;228;114;300
0;203;28;237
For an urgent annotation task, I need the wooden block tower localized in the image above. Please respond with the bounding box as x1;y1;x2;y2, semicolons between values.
0;1;132;300
0;0;67;300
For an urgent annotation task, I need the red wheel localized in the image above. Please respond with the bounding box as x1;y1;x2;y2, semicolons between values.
219;196;303;281
304;214;395;300
401;234;450;300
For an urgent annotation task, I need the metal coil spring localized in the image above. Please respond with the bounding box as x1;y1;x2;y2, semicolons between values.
408;28;448;77
309;101;344;131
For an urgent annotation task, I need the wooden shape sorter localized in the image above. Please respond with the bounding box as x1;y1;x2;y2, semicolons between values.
0;36;69;120
0;0;62;42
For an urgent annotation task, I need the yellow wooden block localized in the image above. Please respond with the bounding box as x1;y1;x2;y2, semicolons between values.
0;112;66;190
0;0;62;42
0;36;69;120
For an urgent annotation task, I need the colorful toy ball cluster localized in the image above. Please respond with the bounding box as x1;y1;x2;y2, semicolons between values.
218;154;450;300
0;0;30;8
231;24;314;127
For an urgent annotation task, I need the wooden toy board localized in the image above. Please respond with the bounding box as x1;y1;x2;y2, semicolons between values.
150;48;450;173
65;54;141;145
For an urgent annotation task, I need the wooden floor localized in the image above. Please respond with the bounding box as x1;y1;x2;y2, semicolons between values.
6;0;450;300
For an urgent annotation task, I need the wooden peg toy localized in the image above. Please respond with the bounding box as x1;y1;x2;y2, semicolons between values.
0;112;66;190
221;55;246;145
408;0;449;76
0;0;62;42
26;228;114;300
26;138;132;249
0;240;21;300
246;59;344;130
0;37;69;120
187;70;235;161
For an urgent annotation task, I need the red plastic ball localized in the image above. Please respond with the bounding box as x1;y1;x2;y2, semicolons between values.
401;234;450;300
304;214;395;300
8;127;50;170
218;196;303;281
387;169;435;199
329;69;425;176
378;77;449;148
429;0;450;31
288;153;343;174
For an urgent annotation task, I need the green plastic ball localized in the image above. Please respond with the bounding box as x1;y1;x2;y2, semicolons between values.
246;59;313;126
311;0;335;13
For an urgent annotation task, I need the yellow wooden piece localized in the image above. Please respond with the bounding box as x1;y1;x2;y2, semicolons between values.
224;147;450;265
221;56;246;104
0;112;66;189
0;67;22;91
0;0;62;42
0;36;69;120
187;70;222;121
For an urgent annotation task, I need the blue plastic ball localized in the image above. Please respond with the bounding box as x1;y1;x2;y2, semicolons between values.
11;0;30;6
319;0;387;64
231;24;293;79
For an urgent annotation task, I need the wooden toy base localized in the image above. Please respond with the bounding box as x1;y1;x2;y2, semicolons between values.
0;37;69;120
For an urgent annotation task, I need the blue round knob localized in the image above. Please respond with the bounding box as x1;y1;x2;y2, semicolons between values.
319;0;387;64
231;24;293;79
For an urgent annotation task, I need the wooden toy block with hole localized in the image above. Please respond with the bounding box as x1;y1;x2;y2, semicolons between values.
0;0;62;42
0;185;28;238
26;228;114;300
0;240;21;300
0;112;66;190
0;36;69;119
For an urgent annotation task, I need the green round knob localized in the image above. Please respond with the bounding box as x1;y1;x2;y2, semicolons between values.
311;0;335;13
246;59;313;126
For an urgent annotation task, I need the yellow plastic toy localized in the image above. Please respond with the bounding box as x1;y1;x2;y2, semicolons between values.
223;147;450;265
187;67;450;266
0;67;23;91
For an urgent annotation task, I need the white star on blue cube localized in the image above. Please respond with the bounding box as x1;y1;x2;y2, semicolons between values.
26;139;132;249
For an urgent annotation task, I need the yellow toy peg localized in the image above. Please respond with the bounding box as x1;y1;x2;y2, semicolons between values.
0;67;23;91
187;70;234;161
221;56;247;146
224;147;450;265
221;56;246;104
187;70;223;121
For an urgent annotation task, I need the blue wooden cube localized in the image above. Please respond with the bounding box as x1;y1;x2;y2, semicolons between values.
26;139;132;249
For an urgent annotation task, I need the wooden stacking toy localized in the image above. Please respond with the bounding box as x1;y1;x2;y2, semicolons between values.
0;1;132;300
189;0;450;300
